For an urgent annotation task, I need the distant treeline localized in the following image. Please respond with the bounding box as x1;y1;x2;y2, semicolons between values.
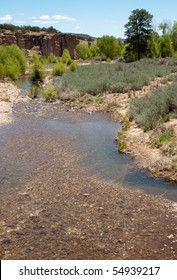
0;23;58;33
70;33;95;41
0;24;96;42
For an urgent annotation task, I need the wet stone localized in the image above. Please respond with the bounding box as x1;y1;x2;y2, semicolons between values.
2;239;12;245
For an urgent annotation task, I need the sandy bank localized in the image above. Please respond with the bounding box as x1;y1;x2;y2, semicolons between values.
0;81;29;127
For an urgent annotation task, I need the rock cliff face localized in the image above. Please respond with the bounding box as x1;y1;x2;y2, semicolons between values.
0;30;80;58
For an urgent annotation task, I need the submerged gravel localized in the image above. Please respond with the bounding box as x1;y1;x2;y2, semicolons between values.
0;99;177;259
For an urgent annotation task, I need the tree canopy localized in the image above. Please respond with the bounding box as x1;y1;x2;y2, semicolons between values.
124;9;153;60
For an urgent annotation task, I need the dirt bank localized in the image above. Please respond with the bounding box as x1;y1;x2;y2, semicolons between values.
0;81;29;126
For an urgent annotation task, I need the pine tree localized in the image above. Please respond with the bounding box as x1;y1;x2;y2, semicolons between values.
124;9;153;60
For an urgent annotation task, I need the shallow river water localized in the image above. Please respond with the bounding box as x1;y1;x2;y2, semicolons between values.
45;115;177;202
1;78;177;203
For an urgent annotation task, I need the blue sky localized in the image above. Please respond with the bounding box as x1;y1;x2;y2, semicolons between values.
1;0;177;38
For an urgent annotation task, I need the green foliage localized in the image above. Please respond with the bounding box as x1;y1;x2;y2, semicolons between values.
124;9;153;60
172;160;177;169
170;21;177;51
148;34;160;58
62;49;72;65
122;44;137;62
52;58;177;100
47;53;58;64
117;131;127;151
97;36;121;59
75;43;89;60
70;62;78;72
0;23;58;33
106;58;111;63
52;62;67;76
89;44;99;57
42;86;58;102
129;82;177;131
152;128;174;148
28;85;40;99
158;22;170;35
159;34;174;58
30;61;44;83
151;127;176;156
122;116;131;131
0;45;26;80
31;53;40;64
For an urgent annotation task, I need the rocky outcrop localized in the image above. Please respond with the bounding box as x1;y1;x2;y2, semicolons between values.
0;30;80;58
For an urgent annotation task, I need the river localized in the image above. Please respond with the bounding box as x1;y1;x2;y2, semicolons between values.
1;78;177;202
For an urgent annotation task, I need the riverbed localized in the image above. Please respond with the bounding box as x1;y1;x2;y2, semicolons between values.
1;85;177;259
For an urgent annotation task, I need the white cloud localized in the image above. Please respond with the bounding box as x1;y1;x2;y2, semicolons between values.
35;14;76;22
41;21;58;25
0;14;13;21
33;20;41;23
40;15;50;20
52;15;76;21
75;25;81;29
31;14;76;25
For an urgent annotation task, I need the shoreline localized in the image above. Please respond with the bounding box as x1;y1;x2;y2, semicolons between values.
66;73;177;184
0;81;29;127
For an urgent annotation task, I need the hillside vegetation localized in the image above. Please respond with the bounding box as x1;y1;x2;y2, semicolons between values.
52;58;177;100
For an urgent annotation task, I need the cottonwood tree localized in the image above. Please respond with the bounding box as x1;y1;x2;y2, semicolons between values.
159;34;174;57
158;22;170;35
170;21;177;51
97;36;121;59
124;9;153;60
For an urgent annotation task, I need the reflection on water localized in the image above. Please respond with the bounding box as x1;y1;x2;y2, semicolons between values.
46;116;177;202
16;76;32;94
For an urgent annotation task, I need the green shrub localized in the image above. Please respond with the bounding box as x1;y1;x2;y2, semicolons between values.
106;58;111;63
117;131;127;151
97;36;122;59
75;44;89;60
52;62;67;76
89;44;99;57
0;45;26;80
52;58;177;101
28;85;40;99
31;53;40;64
70;62;78;72
172;160;177;169
42;86;58;102
62;49;72;64
129;82;177;131
30;61;44;83
47;53;58;64
152;128;174;148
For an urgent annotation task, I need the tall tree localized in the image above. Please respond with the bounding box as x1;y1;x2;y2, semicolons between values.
170;21;177;51
124;9;153;60
97;36;120;59
159;34;174;57
158;22;170;35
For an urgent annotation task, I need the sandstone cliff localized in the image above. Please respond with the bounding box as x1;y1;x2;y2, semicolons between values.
0;30;80;58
